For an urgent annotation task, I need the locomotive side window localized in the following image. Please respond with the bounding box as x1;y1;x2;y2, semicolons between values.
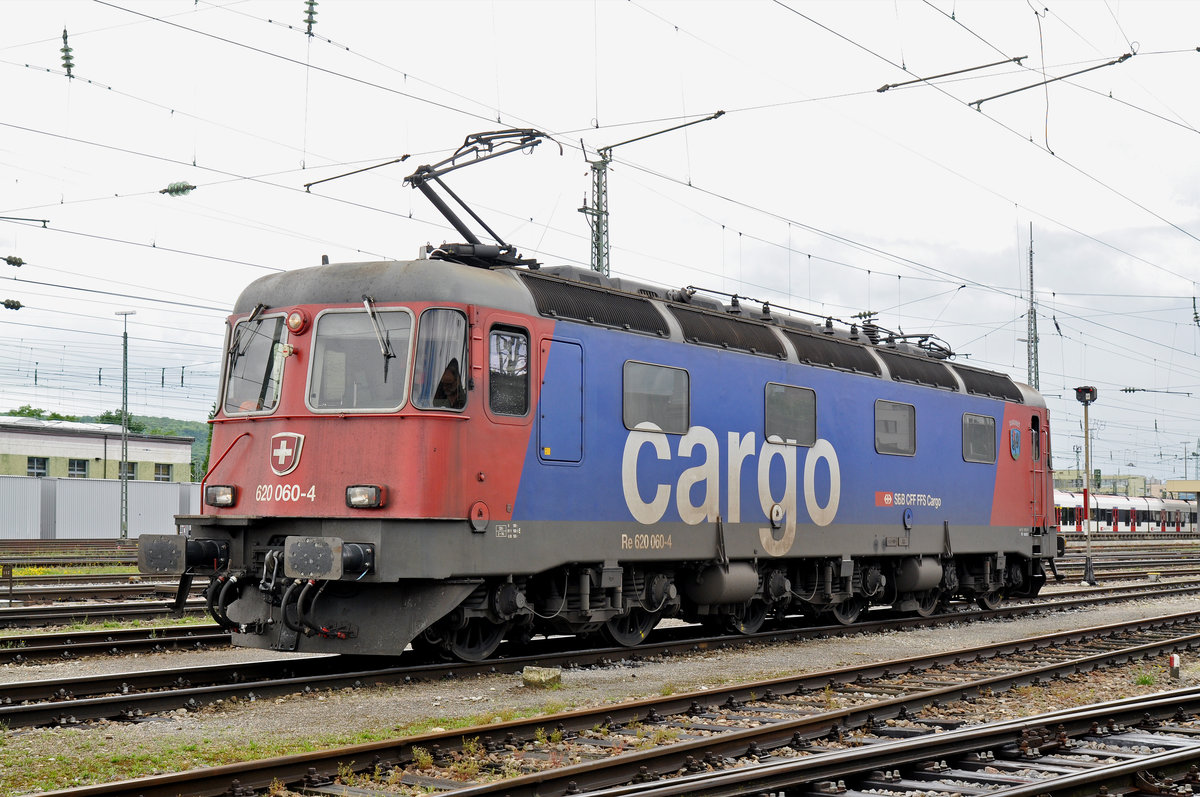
764;383;816;446
623;361;689;434
961;413;996;464
1031;415;1041;461
412;309;468;410
308;309;412;411
874;399;915;456
489;327;529;415
224;315;286;414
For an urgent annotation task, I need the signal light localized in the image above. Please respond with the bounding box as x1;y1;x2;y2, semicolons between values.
205;485;237;507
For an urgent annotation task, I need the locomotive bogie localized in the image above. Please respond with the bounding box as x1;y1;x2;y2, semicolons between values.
147;257;1056;659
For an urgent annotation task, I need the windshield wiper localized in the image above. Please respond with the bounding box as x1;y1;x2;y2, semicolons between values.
227;303;266;370
362;295;396;381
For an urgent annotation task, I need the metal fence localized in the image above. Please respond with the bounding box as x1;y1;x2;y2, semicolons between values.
0;475;199;540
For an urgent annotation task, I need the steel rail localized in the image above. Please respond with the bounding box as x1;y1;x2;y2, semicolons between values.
0;624;228;665
579;689;1200;796
0;598;207;628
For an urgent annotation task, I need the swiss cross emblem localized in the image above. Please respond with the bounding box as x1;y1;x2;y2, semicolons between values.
270;432;304;476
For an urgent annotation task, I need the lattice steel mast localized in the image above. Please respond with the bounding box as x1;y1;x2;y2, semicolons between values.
579;111;723;276
1027;222;1039;390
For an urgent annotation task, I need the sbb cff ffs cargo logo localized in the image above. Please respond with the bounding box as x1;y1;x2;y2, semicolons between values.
270;433;305;476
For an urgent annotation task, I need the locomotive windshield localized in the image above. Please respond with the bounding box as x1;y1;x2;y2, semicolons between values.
308;309;412;411
224;315;286;414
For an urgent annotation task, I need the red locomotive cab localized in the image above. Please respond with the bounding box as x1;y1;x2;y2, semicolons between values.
201;291;551;530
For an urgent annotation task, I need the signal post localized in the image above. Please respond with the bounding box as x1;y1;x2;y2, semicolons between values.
1075;386;1098;586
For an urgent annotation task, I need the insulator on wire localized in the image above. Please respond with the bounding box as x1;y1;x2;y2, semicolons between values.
61;28;74;78
304;0;318;35
4;256;22;267
160;181;197;196
2;299;22;310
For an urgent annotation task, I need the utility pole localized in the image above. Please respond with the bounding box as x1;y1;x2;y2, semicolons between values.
116;310;135;540
1026;223;1039;390
579;111;723;276
1075;386;1098;585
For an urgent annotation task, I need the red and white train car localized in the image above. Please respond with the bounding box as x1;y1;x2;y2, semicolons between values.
1054;490;1197;534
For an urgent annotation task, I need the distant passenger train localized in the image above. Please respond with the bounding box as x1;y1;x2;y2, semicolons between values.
1053;490;1197;534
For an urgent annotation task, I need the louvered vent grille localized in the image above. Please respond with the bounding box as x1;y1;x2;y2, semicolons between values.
668;307;786;357
783;330;882;375
878;350;957;390
952;365;1024;402
519;274;668;335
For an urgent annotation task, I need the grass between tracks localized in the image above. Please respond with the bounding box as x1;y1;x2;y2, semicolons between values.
0;700;571;795
3;566;139;577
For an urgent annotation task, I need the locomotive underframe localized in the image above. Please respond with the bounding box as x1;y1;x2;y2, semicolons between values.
146;514;1052;658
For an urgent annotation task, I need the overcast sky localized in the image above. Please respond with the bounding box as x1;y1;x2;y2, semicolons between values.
2;0;1199;483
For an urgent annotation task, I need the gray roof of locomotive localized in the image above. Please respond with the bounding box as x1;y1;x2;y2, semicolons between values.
233;258;1041;408
233;258;538;316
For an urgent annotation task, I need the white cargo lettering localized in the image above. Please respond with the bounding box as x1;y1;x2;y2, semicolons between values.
803;439;840;527
676;425;720;524
621;423;672;524
621;424;842;555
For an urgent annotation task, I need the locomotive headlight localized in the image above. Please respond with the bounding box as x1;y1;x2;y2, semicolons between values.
285;309;309;334
346;485;385;508
205;485;237;507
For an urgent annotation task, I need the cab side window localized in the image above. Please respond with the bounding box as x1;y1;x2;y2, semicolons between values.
489;327;529;415
412;309;467;410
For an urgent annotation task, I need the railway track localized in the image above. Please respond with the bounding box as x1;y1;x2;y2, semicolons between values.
0;581;202;604
0;597;207;629
5;579;1200;728
585;690;1200;797
28;609;1200;796
1;576;1197;665
0;624;229;664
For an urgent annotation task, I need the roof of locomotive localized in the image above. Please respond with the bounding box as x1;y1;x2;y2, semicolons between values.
233;258;538;316
233;257;1043;409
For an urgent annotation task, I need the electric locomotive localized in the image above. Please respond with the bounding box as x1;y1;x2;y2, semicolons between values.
140;132;1058;660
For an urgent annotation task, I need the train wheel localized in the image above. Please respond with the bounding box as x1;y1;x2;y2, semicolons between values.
912;589;942;618
601;609;660;647
975;590;1004;611
830;597;866;625
446;619;511;662
725;600;770;635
